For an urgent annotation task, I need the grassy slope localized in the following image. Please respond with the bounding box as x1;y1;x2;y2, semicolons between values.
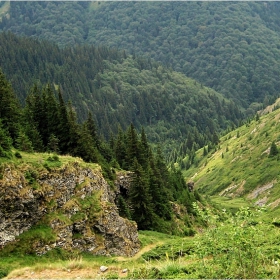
183;98;280;214
2;148;280;278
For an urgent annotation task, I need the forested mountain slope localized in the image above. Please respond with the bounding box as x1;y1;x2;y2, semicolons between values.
0;32;242;157
1;1;280;110
183;99;280;213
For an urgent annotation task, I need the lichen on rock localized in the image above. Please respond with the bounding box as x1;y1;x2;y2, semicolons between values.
0;162;140;256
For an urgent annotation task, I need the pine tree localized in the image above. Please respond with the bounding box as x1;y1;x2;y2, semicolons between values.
129;158;155;230
148;156;172;220
0;119;12;157
47;134;60;153
139;127;150;169
75;123;99;163
85;111;100;149
56;87;71;154
114;126;127;169
0;68;21;142
117;195;132;220
126;123;139;169
15;130;33;152
44;84;59;137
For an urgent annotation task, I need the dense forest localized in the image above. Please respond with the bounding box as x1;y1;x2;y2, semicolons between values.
1;1;280;110
0;32;243;163
0;68;201;234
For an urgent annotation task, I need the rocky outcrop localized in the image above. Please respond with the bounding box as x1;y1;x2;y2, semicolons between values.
0;162;140;256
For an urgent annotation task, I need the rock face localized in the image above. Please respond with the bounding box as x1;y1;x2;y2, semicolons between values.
0;162;140;256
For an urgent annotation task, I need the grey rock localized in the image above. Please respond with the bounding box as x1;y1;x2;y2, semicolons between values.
0;163;140;256
100;266;108;272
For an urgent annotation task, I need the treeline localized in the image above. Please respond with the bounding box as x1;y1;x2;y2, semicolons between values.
0;32;243;161
0;69;199;234
2;2;280;109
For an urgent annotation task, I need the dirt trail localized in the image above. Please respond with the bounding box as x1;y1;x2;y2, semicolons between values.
5;243;162;279
116;241;162;261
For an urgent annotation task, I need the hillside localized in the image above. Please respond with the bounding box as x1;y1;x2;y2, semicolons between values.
0;32;242;158
0;153;140;256
1;2;280;109
183;99;280;214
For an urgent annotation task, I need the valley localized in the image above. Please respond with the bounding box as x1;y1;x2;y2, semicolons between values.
1;2;280;278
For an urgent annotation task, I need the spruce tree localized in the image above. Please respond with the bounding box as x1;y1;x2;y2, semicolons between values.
47;134;60;153
85;111;100;149
0;68;21;142
126;123;139;169
148;156;172;220
0;119;12;157
75;123;99;163
129;158;155;230
115;126;127;169
15;130;33;152
57;87;71;154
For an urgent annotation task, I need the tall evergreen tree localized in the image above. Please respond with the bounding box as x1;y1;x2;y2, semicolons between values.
57;87;71;154
0;68;21;142
129;158;155;230
0;119;12;157
148;156;172;220
114;126;127;169
126;123;140;169
85;111;100;149
15;130;33;152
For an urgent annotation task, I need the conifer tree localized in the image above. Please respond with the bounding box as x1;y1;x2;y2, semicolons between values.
0;119;12;157
117;195;132;220
85;111;100;149
115;126;127;169
47;134;60;153
44;84;59;137
0;68;21;142
148;156;172;220
15;130;33;152
57;87;71;154
75;123;99;163
126;123;139;169
139;127;150;169
129;158;155;230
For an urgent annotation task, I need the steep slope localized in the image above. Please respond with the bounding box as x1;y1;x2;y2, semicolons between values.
183;99;280;211
0;152;140;257
1;2;280;108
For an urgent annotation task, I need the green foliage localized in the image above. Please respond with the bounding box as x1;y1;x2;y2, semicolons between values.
78;193;101;222
192;206;279;279
184;106;280;201
129;207;280;279
2;2;280;113
43;155;62;170
0;120;12;158
0;32;243;159
0;225;56;256
269;141;278;157
14;151;22;158
15;130;33;152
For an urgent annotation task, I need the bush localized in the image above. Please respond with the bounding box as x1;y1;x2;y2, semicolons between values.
14;151;22;158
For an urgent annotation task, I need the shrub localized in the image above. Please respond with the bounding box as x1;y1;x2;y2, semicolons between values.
14;151;22;158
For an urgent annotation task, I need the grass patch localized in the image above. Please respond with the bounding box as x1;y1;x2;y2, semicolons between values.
0;225;56;256
209;196;249;213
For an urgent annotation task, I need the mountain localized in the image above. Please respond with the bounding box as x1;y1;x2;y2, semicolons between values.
0;32;242;158
1;1;280;110
183;99;280;214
